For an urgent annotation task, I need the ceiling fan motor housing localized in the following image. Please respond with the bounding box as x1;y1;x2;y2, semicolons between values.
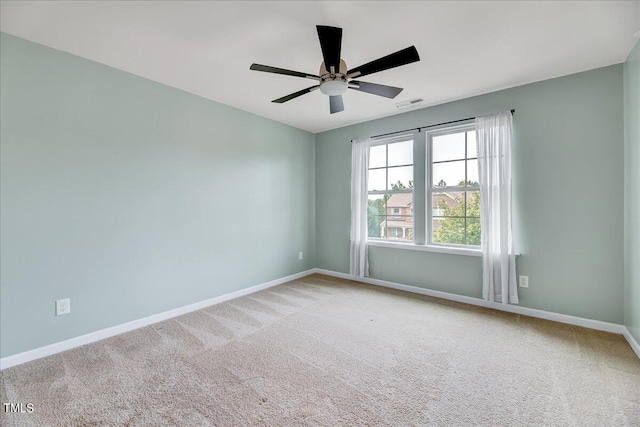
319;59;348;96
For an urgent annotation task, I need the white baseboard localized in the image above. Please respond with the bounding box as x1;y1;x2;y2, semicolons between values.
622;327;640;360
313;268;627;336
0;269;316;370
4;268;637;369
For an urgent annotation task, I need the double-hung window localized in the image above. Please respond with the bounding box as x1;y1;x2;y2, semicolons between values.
428;125;480;247
366;122;481;252
367;135;414;241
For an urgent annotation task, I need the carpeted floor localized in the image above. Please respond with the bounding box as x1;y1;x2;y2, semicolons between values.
1;274;639;426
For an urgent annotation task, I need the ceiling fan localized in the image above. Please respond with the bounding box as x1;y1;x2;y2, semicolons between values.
249;25;420;114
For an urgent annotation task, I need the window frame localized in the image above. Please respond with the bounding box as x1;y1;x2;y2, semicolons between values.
363;123;483;257
367;133;415;243
426;123;480;248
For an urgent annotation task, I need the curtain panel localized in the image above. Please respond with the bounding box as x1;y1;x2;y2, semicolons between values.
350;138;370;277
476;112;518;304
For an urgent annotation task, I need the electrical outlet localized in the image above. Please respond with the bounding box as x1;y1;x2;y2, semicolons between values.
299;251;304;260
56;298;71;316
519;275;529;288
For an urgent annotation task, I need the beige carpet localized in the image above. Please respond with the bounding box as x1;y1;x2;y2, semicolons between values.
1;274;639;426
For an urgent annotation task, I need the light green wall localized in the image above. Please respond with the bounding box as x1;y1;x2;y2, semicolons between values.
0;30;632;359
0;33;316;358
624;40;640;343
316;65;625;324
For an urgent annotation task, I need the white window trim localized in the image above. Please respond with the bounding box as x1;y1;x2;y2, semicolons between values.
367;132;417;243
367;239;482;257
365;121;485;255
426;122;480;248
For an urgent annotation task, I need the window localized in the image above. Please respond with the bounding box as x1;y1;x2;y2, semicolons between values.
364;123;481;252
428;125;480;247
367;136;414;242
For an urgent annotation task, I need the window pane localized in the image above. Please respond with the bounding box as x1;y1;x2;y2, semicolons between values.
368;138;415;242
432;191;464;218
384;216;413;241
386;193;413;242
368;215;385;238
388;140;413;166
467;131;477;158
368;194;386;214
388;166;413;190
466;218;481;246
432;217;465;245
369;144;386;168
432;132;465;162
466;160;479;186
367;194;386;238
428;126;480;248
386;193;413;218
466;191;481;218
433;160;465;188
368;169;386;192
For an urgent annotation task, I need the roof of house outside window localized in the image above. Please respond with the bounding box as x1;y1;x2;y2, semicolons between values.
386;193;413;207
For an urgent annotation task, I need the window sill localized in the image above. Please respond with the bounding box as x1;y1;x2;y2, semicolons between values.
367;240;482;257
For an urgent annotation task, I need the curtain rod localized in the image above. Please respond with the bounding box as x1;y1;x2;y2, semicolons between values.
351;109;515;142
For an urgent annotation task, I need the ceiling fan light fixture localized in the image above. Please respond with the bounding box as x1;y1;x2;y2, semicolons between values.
249;25;420;113
319;80;348;96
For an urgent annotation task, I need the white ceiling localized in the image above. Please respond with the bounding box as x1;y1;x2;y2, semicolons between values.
1;1;639;133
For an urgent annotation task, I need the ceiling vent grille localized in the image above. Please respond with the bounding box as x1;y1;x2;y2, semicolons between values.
395;97;424;110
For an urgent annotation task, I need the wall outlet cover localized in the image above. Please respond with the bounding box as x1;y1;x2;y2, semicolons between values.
519;276;529;288
56;298;71;316
299;251;304;260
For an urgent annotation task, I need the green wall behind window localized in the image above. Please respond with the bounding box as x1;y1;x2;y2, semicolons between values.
0;33;316;358
624;40;640;343
316;64;624;324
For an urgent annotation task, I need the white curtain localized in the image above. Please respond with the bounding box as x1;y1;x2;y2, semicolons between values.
350;138;370;277
476;112;518;304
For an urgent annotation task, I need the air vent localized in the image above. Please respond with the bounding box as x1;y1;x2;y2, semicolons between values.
395;97;424;110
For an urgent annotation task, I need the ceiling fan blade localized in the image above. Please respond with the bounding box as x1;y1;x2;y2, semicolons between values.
250;63;319;80
317;25;342;72
349;81;404;99
272;85;319;103
347;46;420;78
329;95;344;114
